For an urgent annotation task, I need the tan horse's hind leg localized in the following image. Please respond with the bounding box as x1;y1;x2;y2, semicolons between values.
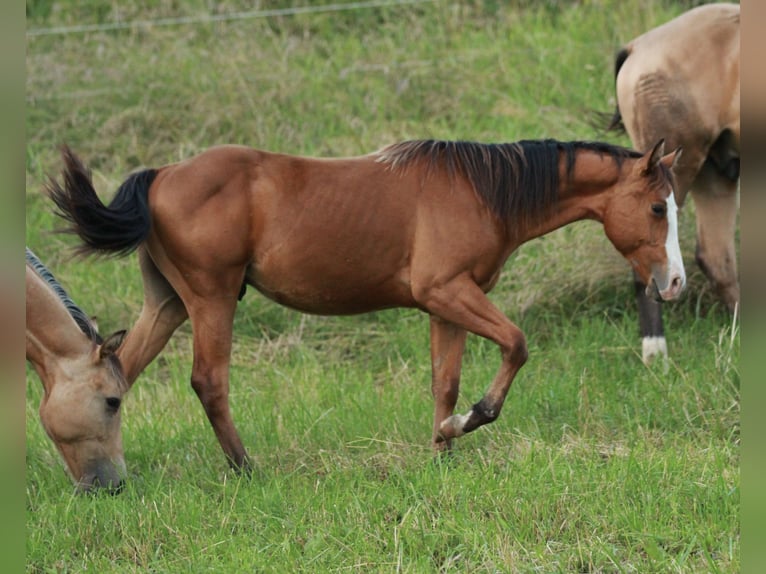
428;316;467;451
415;275;528;443
691;162;740;313
118;247;189;385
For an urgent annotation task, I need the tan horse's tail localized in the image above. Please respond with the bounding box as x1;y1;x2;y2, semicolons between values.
46;145;158;258
605;47;631;133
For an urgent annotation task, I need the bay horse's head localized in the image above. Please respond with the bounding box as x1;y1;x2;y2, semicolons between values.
37;330;128;494
603;139;685;301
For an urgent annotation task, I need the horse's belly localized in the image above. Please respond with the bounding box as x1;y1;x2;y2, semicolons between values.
246;260;415;316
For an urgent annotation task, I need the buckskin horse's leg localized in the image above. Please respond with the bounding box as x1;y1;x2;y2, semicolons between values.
428;315;467;451
415;275;527;442
691;160;740;313
118;247;188;385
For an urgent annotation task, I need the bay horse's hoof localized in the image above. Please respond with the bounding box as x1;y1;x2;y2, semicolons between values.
437;413;470;441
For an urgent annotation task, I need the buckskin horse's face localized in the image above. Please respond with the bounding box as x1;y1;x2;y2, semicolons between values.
604;140;686;301
38;332;128;493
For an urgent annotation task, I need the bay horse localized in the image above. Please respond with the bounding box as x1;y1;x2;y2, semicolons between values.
26;247;127;492
47;137;684;471
605;2;739;362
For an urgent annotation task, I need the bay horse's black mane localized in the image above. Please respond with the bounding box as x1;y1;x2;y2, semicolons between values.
26;247;102;344
377;139;642;227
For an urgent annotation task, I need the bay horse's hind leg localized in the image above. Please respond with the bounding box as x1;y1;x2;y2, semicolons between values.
184;287;250;471
415;275;527;443
691;158;740;313
428;316;467;451
119;247;189;385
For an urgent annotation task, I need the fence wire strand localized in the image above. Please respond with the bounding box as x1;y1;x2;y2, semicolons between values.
27;0;438;37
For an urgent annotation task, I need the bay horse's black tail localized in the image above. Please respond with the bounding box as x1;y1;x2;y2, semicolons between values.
46;145;158;258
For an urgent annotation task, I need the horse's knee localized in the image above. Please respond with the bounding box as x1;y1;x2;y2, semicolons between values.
695;243;737;284
695;244;739;312
502;329;528;366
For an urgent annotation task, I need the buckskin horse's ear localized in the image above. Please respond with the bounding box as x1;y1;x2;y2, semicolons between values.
642;139;666;174
99;330;127;360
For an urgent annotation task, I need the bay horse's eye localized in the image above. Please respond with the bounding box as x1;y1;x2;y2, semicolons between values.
106;397;121;413
651;203;667;217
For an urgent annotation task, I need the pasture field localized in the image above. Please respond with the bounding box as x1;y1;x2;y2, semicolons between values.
26;1;739;572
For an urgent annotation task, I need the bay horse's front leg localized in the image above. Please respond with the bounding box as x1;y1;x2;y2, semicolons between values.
633;268;667;364
187;297;250;472
429;315;467;452
415;275;528;443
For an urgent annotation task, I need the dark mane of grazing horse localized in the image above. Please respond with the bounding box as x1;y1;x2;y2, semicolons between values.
26;247;102;344
377;139;645;229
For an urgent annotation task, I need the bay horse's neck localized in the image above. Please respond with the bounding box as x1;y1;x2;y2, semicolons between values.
520;149;624;241
26;267;92;380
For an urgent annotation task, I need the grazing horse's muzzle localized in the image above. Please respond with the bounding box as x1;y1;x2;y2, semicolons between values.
646;271;686;302
76;459;127;495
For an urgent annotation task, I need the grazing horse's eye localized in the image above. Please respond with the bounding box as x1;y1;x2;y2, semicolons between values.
106;397;121;413
651;203;667;217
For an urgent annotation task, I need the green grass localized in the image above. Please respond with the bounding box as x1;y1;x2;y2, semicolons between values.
26;1;738;572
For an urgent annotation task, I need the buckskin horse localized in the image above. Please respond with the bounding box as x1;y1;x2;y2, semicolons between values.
26;247;127;492
47;137;684;471
605;2;739;362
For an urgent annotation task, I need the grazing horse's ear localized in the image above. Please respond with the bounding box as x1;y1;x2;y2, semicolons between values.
99;330;127;360
642;139;666;174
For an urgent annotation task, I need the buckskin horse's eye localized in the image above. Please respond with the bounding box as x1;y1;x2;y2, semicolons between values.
651;203;667;217
105;397;121;413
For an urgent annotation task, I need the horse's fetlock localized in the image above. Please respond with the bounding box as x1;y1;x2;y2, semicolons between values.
462;398;499;433
475;400;498;423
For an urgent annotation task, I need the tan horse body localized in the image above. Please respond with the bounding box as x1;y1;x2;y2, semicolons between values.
608;3;739;361
49;139;684;470
26;248;127;492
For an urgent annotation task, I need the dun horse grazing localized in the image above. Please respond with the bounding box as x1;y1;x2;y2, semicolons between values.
606;2;739;362
48;138;684;471
26;247;127;492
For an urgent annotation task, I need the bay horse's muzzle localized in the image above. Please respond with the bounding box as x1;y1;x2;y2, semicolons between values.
646;272;685;302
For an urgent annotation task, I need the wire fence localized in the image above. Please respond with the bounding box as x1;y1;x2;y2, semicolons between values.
26;0;617;105
26;0;438;37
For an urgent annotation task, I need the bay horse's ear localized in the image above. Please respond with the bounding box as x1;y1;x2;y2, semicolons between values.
642;139;666;174
99;330;127;360
661;146;683;173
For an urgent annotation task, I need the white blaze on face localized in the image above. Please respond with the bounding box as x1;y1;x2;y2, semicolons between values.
662;190;685;298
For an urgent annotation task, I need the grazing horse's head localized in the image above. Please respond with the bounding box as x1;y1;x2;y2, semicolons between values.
603;139;685;301
37;331;128;494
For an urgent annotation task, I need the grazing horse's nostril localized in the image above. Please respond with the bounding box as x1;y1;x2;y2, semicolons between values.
111;479;126;495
